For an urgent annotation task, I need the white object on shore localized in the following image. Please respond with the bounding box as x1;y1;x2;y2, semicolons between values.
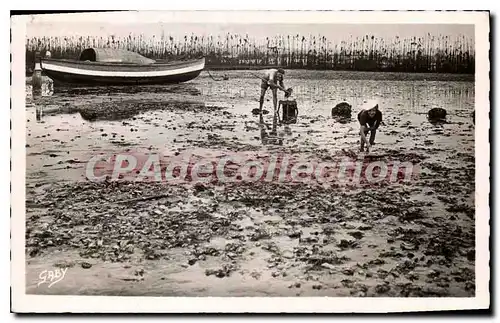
42;77;54;96
360;99;380;112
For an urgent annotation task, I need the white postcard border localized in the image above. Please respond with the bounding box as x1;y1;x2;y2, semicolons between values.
10;10;490;313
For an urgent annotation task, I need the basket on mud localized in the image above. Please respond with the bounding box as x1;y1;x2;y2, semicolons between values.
278;99;298;124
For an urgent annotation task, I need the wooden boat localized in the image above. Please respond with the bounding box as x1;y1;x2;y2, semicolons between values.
40;48;205;86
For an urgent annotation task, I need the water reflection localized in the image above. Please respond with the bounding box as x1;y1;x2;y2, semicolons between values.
257;101;298;146
332;116;352;124
29;81;205;122
54;83;202;97
32;101;78;122
291;80;474;118
78;100;205;122
428;118;448;126
33;99;205;122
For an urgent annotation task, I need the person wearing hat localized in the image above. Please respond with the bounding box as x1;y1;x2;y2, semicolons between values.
358;100;382;152
258;68;289;118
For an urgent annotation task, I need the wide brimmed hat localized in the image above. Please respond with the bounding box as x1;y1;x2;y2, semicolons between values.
361;99;379;111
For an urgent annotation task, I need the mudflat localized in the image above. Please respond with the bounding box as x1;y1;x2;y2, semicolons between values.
25;70;475;297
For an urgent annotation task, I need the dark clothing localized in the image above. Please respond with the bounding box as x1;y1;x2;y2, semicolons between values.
358;110;382;129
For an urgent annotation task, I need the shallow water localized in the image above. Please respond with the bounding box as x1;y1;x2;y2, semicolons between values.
26;70;474;185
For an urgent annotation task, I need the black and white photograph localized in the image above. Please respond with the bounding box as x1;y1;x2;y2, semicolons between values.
10;10;489;313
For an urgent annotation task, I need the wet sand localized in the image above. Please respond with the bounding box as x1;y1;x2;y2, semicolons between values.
25;70;475;297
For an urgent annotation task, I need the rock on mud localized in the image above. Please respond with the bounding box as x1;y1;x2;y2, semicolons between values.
428;107;447;121
331;102;352;118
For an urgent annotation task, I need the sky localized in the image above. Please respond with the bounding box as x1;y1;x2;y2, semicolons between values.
24;12;475;44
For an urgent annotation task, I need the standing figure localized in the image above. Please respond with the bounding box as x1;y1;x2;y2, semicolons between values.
258;68;289;117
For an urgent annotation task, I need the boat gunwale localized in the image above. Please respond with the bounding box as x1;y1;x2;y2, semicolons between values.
40;57;205;68
42;68;204;85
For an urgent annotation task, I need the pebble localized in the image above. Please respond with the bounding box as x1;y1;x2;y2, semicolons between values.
349;231;364;239
227;252;237;259
287;230;301;238
375;283;391;294
321;263;336;270
401;241;417;251
465;282;475;291
338;239;355;249
81;262;92;269
407;271;419;281
342;269;354;276
120;275;144;282
466;250;475;261
134;269;145;276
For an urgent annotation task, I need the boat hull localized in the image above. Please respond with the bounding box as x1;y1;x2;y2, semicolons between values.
40;58;205;86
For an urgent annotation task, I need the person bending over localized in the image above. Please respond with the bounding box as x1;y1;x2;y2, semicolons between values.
258;68;289;116
358;100;382;152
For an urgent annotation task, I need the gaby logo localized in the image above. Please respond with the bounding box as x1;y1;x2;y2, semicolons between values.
37;268;68;288
84;150;419;186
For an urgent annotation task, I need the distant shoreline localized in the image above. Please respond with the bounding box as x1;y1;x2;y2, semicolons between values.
205;65;476;75
205;68;475;82
25;69;474;85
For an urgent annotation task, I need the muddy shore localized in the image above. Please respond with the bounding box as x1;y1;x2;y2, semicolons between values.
25;70;475;296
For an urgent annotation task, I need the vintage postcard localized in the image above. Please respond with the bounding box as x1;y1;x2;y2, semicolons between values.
11;10;489;313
